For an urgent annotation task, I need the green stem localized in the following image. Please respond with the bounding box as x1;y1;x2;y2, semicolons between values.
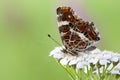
74;69;81;80
108;65;115;73
57;62;76;80
65;67;76;80
101;64;109;79
98;68;102;80
108;62;119;73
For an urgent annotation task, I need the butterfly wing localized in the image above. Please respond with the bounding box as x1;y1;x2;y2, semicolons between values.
56;6;100;55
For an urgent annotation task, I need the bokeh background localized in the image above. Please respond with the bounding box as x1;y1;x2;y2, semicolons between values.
0;0;120;80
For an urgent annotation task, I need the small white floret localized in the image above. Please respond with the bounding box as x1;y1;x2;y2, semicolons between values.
99;59;110;65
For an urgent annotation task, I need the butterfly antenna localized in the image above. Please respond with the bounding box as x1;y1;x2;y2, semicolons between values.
48;34;62;46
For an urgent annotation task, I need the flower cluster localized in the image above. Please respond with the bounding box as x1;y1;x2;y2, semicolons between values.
49;46;120;75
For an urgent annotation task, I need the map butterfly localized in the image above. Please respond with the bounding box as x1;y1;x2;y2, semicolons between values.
57;6;100;55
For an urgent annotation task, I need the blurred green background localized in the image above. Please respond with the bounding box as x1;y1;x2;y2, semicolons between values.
0;0;120;80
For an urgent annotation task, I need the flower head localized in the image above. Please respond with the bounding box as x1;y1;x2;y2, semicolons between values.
49;46;120;75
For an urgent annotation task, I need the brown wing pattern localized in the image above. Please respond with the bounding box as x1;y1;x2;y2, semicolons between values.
57;6;100;55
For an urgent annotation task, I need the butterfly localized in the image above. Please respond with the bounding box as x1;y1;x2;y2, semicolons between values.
56;6;100;55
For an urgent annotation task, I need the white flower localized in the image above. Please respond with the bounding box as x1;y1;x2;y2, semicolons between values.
90;48;101;54
69;58;78;66
88;58;98;65
76;61;88;69
111;56;119;62
49;46;65;59
111;70;120;75
99;59;110;65
60;58;69;65
49;46;120;74
102;51;112;60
